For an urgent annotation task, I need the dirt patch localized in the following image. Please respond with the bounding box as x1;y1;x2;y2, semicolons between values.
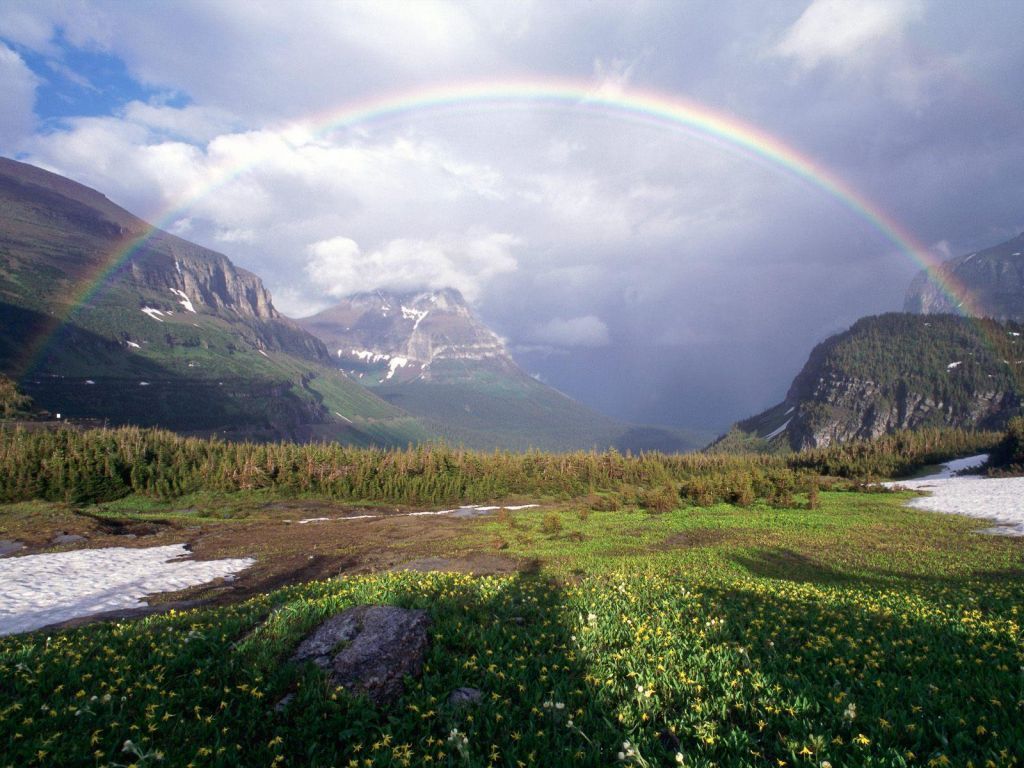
8;500;537;634
144;510;520;607
395;553;527;575
2;509;180;555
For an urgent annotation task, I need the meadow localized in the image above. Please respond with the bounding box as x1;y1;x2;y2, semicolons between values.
1;426;1022;767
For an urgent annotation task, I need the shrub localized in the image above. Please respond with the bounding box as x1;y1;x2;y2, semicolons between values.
540;512;563;535
640;486;677;514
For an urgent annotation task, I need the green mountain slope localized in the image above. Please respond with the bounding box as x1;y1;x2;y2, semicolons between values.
0;157;429;446
716;313;1024;451
298;290;704;452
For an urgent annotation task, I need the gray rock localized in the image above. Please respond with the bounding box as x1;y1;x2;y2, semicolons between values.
447;687;484;707
0;540;25;557
51;533;87;545
292;605;431;706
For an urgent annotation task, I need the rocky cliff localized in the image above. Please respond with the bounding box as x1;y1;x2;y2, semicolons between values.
905;232;1024;322
722;314;1023;450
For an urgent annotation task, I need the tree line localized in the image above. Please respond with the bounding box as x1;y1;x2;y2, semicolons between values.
0;423;1000;507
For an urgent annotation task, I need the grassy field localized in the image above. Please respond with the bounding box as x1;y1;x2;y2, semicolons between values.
1;488;1023;767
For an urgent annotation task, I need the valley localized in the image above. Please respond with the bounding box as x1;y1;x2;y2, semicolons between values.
1;4;1024;766
1;424;1023;766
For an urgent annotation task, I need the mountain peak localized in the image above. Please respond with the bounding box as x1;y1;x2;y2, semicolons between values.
905;231;1024;321
298;287;511;383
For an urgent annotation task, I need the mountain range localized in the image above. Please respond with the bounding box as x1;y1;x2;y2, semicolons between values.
0;157;700;452
4;156;1022;453
905;232;1024;322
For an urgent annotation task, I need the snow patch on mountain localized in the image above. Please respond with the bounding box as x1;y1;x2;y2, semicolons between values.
170;288;196;313
386;357;410;380
765;418;791;440
141;307;165;322
401;305;429;330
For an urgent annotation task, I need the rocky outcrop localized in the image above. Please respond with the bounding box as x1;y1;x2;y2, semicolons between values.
781;376;1018;449
291;605;432;706
730;314;1023;451
128;242;277;321
906;232;1024;322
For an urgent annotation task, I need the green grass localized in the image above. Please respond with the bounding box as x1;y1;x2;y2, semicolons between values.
2;491;1023;767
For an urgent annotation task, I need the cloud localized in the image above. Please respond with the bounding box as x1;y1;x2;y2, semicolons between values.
773;0;922;70
6;0;1024;433
591;55;641;97
305;231;519;302
0;42;38;152
529;316;611;348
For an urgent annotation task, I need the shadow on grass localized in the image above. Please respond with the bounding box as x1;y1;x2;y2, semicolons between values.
4;564;1024;767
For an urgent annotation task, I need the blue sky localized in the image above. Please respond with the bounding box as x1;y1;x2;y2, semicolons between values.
1;0;1023;431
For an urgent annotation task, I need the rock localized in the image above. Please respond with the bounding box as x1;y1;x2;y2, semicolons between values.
291;605;431;706
274;693;295;713
0;540;25;557
447;687;484;707
51;533;87;545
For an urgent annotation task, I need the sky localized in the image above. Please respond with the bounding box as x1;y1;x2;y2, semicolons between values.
1;0;1023;433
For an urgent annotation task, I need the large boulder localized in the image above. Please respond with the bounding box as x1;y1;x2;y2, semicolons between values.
291;605;431;706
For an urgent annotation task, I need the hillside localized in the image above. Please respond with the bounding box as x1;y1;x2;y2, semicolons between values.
906;231;1024;321
717;313;1023;450
298;289;702;452
0;158;429;445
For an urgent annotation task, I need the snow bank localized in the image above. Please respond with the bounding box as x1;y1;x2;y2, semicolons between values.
0;544;253;636
886;454;1024;536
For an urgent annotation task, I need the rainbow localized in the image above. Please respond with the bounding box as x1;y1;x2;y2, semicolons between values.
23;77;981;377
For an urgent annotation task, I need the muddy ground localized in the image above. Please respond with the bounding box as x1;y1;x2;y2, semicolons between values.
0;499;542;631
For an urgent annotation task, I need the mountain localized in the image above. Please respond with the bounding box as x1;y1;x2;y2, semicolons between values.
905;232;1024;321
298;289;703;452
716;313;1023;451
299;288;514;385
0;157;429;445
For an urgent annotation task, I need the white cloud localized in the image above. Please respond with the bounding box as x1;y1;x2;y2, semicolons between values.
591;55;641;97
0;0;498;120
773;0;922;70
305;232;519;302
0;43;38;152
530;316;611;348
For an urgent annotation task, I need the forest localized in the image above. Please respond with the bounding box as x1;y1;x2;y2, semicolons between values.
0;422;1000;507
